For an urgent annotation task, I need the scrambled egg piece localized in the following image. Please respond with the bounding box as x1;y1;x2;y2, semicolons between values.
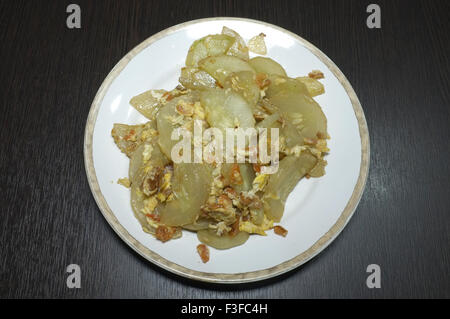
239;215;273;236
315;139;330;153
285;145;307;157
141;196;158;215
160;172;172;193
145;215;160;229
142;144;153;163
117;178;131;188
209;221;231;236
307;139;329;158
140;128;158;141
252;173;269;192
209;164;224;196
156;171;173;202
143;164;154;174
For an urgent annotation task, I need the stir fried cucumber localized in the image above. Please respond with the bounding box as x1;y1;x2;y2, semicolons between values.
129;90;167;120
263;153;317;221
296;76;325;97
221;26;249;61
156;93;199;160
249;57;287;77
198;55;255;85
179;67;216;90
159;163;213;226
186;34;235;67
269;91;327;140
223;71;260;107
111;121;157;157
111;26;330;257
197;229;250;250
221;163;255;192
200;88;255;131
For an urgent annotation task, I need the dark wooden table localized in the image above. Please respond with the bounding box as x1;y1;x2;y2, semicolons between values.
0;0;449;298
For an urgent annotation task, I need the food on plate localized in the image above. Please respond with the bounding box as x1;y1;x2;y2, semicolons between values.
197;244;210;263
273;225;288;237
112;27;329;260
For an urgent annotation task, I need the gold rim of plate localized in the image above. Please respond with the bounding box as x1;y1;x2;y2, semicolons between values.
83;17;370;284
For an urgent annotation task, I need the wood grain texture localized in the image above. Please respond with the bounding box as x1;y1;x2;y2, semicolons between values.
0;0;449;298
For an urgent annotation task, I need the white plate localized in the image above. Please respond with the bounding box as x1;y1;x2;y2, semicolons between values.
84;18;369;283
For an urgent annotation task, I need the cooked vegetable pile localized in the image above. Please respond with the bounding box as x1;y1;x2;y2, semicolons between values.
111;27;329;259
